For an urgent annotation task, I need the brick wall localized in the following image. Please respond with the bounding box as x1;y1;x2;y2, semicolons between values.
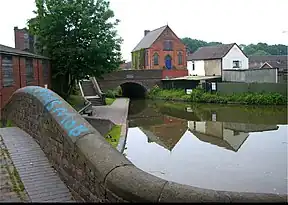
162;70;188;79
0;53;51;109
146;27;187;70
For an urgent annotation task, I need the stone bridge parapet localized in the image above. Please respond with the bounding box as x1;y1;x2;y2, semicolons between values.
1;86;286;202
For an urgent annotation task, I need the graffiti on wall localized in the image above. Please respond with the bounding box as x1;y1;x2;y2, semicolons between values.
24;86;89;137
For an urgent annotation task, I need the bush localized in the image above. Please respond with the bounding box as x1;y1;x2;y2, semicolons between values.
148;87;287;105
105;89;116;98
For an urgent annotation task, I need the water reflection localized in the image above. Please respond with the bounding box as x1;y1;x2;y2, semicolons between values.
188;121;278;152
124;100;288;194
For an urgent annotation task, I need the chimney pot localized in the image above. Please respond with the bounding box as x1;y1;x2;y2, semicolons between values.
144;30;150;36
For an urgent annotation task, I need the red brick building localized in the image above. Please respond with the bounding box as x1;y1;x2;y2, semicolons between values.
0;44;51;109
131;25;187;77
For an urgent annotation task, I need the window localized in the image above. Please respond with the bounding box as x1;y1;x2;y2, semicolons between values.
26;58;34;85
153;53;159;66
2;55;14;87
233;60;241;68
145;50;149;67
163;40;173;51
192;61;195;70
42;60;49;83
178;52;183;65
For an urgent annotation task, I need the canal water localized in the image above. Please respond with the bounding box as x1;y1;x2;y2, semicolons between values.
123;100;288;195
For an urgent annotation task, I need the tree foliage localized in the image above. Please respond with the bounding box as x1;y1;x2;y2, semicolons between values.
181;37;222;54
28;0;123;99
182;38;287;56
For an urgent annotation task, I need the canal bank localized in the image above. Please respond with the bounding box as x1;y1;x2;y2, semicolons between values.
88;98;130;153
146;87;287;105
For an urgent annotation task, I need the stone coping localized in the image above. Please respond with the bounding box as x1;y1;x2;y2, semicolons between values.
1;86;287;203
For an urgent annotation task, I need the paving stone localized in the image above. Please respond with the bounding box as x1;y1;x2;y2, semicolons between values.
0;127;75;202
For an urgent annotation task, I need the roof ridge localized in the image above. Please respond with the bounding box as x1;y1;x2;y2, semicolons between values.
148;25;167;33
132;25;168;52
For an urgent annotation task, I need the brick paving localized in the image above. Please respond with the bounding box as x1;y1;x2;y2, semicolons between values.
0;127;75;202
0;135;30;202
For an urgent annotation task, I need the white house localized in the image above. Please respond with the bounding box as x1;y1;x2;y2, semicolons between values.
187;43;249;76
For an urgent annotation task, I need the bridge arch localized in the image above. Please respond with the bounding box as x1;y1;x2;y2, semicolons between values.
120;81;147;98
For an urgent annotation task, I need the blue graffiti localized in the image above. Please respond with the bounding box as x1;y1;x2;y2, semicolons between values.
24;86;89;138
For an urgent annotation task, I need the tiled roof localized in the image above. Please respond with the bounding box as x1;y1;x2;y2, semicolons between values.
249;55;287;71
132;25;167;52
187;43;235;61
0;44;49;59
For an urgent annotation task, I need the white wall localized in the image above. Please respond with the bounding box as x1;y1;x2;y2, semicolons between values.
222;44;248;70
188;121;206;133
187;60;205;76
223;129;249;151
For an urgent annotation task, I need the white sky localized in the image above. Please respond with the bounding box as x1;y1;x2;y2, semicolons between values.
0;0;287;61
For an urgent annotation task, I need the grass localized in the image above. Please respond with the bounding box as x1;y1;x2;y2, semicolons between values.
104;125;122;148
148;86;287;105
67;95;86;110
1;139;26;201
105;98;115;105
0;120;14;128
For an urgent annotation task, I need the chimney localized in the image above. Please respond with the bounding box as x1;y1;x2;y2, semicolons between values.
144;30;150;36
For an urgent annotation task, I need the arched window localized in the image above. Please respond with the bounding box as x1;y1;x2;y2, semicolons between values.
178;52;183;65
163;40;173;51
153;53;159;66
145;50;149;67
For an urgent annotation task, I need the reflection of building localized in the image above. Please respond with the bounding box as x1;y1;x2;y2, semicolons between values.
188;121;279;152
140;116;187;151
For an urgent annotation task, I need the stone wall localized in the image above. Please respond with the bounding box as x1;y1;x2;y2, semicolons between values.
97;69;163;91
83;116;115;137
1;86;286;202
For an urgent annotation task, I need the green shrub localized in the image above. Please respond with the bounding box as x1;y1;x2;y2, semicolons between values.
148;87;287;105
105;89;117;98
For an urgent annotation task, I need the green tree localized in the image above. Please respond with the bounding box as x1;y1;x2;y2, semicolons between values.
251;50;270;56
181;38;222;53
28;0;123;99
182;38;287;56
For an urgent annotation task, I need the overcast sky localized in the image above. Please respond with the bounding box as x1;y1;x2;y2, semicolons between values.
0;0;287;61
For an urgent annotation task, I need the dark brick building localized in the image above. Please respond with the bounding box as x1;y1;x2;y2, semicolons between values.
14;26;36;53
131;25;187;71
0;44;51;109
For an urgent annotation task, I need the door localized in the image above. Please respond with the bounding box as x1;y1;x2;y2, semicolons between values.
165;55;172;70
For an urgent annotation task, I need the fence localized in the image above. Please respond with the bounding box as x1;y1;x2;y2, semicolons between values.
216;82;287;96
222;68;278;83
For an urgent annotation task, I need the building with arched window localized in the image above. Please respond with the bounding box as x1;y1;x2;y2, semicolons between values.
131;25;187;72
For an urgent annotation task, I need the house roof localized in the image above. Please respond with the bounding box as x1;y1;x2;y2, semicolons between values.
249;55;288;72
132;25;167;52
187;43;236;61
0;44;49;59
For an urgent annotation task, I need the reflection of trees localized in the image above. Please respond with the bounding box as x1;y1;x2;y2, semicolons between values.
156;101;287;125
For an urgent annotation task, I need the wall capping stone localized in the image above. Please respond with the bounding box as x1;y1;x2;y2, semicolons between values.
1;86;287;202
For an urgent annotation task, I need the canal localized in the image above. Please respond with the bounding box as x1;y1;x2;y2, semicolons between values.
123;100;288;195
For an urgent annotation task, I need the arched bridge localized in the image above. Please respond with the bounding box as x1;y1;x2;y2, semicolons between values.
96;70;163;98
